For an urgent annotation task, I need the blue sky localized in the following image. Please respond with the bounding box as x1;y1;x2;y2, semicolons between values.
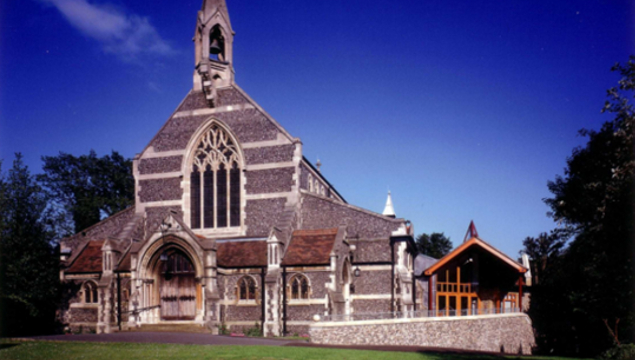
1;0;633;256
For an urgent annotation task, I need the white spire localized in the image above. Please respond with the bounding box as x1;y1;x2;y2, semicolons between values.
382;191;396;218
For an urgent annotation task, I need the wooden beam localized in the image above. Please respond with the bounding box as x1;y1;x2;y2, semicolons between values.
428;276;433;314
518;275;523;311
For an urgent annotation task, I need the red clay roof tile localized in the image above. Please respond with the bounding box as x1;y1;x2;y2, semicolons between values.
281;228;338;266
66;240;104;273
217;240;267;268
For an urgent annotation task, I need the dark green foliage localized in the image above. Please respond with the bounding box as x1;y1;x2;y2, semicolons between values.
244;322;262;337
521;229;569;285
38;150;134;234
415;232;453;259
601;343;635;360
528;57;635;356
0;154;60;336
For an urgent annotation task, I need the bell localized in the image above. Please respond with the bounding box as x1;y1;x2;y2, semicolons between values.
209;38;222;55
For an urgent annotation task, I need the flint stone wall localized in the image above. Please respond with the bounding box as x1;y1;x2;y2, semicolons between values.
301;194;401;239
61;207;135;252
244;145;295;165
151;109;279;152
352;299;392;314
309;313;535;355
138;156;183;174
245;198;286;237
245;168;295;194
139;178;182;202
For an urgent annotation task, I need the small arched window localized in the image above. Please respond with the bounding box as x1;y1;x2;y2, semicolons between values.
83;281;98;304
289;274;310;300
237;276;257;300
308;174;314;192
190;124;242;230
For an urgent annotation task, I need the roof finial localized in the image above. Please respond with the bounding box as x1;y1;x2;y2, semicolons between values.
316;158;322;172
382;191;396;218
463;220;479;243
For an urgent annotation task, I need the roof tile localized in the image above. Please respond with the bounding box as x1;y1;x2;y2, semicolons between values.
281;228;338;266
66;240;104;273
217;241;267;268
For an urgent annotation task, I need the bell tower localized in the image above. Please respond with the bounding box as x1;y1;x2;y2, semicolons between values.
194;0;234;107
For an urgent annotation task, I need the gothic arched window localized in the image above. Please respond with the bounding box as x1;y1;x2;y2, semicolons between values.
237;276;257;300
289;274;310;300
190;124;242;229
83;281;98;304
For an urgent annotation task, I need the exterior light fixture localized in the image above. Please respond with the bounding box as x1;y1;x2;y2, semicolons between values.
354;266;361;277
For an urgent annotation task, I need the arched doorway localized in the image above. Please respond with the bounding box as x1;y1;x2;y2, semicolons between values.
158;248;196;320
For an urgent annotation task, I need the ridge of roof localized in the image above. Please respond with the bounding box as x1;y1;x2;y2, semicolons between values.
423;236;527;276
301;191;404;223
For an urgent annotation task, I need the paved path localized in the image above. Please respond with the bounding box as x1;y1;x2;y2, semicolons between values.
26;332;300;346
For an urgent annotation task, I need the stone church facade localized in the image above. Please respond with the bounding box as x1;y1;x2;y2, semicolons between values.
59;0;416;336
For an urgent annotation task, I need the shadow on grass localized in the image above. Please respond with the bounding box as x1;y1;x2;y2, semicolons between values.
0;343;20;350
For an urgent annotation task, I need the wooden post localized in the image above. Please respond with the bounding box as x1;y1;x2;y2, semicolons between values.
428;276;433;315
518;275;523;312
456;266;461;316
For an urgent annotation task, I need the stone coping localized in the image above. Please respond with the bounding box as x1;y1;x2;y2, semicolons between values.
311;312;530;328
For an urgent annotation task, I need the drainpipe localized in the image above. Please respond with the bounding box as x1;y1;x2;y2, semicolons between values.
390;239;395;313
260;267;265;334
117;272;122;330
282;266;287;335
412;258;416;311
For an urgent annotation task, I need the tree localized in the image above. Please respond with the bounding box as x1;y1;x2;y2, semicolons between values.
37;150;134;234
415;232;453;259
521;228;569;285
0;154;60;336
530;57;635;356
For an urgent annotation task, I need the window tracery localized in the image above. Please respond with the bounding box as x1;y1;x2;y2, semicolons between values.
190;124;242;229
83;281;98;304
237;276;257;300
288;273;310;300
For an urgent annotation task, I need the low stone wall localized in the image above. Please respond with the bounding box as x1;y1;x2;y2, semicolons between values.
309;313;535;355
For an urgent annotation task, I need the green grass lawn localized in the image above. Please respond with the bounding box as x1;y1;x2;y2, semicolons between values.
0;340;592;360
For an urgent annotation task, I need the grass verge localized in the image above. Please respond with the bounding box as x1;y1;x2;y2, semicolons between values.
0;340;593;360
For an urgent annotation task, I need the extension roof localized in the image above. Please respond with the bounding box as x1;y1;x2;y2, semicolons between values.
216;240;267;268
66;240;105;273
281;228;338;266
423;237;527;276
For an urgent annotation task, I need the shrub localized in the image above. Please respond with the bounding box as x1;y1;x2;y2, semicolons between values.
244;322;262;337
217;323;229;335
601;343;635;360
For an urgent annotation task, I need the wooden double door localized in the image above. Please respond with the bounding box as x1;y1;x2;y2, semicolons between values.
159;250;197;320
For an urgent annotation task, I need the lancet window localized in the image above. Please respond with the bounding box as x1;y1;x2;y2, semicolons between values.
289;274;310;300
190;124;242;229
237;276;257;300
83;281;98;304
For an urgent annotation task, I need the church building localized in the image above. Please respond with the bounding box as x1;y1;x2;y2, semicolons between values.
59;0;417;336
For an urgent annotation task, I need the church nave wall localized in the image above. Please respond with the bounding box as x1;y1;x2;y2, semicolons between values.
245;168;295;194
244;198;286;237
138;156;183;175
138;178;182;203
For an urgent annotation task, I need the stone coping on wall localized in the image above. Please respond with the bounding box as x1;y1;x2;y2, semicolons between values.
309;313;535;355
311;312;531;327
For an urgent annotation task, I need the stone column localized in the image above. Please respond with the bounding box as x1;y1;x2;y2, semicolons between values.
263;271;282;337
204;249;220;333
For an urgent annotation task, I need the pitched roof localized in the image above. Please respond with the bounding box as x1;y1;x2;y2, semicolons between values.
423;237;527;276
217;240;267;268
281;228;338;266
66;240;105;273
116;247;132;272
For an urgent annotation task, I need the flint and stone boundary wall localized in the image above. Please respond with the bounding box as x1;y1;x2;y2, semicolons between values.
309;313;535;355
